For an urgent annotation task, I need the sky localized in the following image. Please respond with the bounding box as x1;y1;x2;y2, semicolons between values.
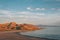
0;0;60;25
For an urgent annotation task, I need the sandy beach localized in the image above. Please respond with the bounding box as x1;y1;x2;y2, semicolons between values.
0;31;57;40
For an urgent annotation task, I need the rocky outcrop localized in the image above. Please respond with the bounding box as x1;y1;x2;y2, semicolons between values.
20;24;40;31
0;22;40;31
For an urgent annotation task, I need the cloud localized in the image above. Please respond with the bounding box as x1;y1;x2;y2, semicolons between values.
0;9;60;26
57;8;60;11
37;13;60;25
27;7;33;11
36;13;45;16
36;8;45;10
27;7;46;11
17;11;32;15
49;8;60;12
0;10;12;18
0;10;45;23
51;8;60;11
27;7;31;10
27;7;60;11
0;10;45;19
51;8;56;10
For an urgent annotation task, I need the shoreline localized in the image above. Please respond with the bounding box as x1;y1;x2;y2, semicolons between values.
0;31;57;40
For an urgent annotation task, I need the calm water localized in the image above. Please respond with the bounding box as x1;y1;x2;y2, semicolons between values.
20;27;60;40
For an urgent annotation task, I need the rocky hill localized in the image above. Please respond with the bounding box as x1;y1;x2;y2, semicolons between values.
0;22;40;31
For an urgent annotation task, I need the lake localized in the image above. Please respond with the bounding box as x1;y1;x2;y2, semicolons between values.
20;27;60;40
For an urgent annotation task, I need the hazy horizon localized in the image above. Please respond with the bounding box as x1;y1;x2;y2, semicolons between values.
0;0;60;26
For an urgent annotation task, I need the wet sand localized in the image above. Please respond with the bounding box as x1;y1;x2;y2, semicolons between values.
0;31;57;40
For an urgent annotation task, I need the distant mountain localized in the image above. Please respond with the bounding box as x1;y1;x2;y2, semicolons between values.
37;25;60;27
